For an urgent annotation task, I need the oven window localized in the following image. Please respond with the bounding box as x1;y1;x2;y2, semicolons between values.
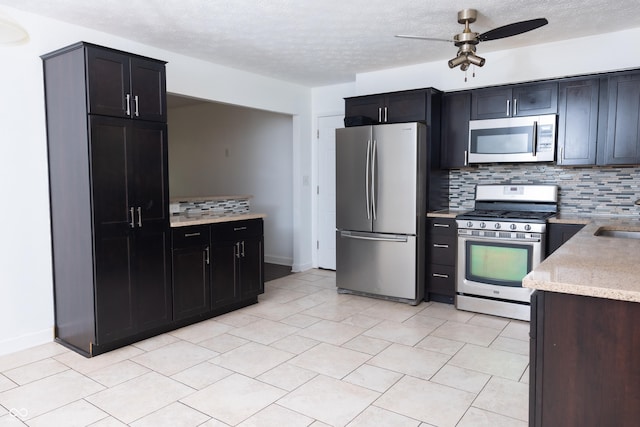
466;241;532;287
470;126;533;154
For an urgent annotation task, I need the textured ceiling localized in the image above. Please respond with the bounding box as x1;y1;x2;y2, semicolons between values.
2;0;639;86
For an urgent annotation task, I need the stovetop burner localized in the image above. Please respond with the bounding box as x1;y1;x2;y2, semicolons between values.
458;209;556;223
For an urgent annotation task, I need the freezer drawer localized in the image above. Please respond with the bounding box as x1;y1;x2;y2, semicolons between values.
336;230;417;302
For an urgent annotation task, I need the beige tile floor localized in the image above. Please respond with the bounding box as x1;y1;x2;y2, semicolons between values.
0;270;529;426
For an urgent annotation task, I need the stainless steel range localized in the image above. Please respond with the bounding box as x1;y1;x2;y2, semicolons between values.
455;184;558;321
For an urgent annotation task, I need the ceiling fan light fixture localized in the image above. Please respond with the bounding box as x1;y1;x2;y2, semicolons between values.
448;54;468;69
467;52;485;67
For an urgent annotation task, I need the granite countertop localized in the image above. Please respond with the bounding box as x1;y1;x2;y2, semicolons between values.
170;212;266;228
427;209;468;218
524;218;640;303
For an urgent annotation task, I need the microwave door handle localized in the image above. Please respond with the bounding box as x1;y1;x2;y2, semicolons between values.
532;120;538;157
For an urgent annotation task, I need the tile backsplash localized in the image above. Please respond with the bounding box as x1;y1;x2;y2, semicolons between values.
449;164;640;216
170;196;251;215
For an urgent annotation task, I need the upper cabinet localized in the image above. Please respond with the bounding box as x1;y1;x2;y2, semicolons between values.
87;45;167;122
471;82;558;119
345;89;438;124
556;78;600;166
441;91;471;168
599;71;640;165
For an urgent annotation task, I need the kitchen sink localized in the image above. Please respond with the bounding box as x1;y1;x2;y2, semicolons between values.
594;227;640;239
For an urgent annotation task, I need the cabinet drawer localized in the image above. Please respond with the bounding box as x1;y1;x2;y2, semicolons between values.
428;236;456;265
428;218;456;236
210;219;263;241
427;264;455;296
172;226;210;248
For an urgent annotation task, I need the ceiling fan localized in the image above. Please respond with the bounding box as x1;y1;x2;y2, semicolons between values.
396;9;548;72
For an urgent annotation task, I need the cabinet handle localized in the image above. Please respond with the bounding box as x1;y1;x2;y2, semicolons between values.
464;150;468;166
513;98;518;116
234;226;247;231
506;99;510;116
184;232;201;237
235;242;241;259
125;94;131;116
378;107;382;123
433;244;449;248
137;207;142;227
134;95;139;117
384;107;388;123
204;246;210;265
432;273;449;279
433;223;450;228
129;207;135;228
241;241;245;257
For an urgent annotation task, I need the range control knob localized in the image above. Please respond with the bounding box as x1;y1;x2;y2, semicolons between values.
524;224;532;231
510;224;517;230
466;221;473;228
494;223;501;229
480;222;486;229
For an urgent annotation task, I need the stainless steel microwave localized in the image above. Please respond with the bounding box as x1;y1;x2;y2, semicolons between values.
468;114;557;164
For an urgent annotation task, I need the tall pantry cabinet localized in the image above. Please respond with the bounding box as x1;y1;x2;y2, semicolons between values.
42;42;171;357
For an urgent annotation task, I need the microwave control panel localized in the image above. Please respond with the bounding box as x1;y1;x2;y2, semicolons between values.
537;124;554;152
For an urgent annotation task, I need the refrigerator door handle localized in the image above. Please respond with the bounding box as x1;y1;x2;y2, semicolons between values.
371;139;377;220
365;139;372;220
340;231;408;243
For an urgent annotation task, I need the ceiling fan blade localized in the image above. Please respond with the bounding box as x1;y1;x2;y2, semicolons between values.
478;18;548;42
395;34;453;43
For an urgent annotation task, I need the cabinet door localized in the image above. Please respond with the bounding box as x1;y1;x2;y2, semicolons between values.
546;223;584;256
89;116;135;344
135;228;172;330
557;79;599;165
471;87;512;119
441;91;471;168
86;47;131;119
172;245;210;320
602;72;640;165
385;91;426;123
240;237;264;298
130;57;167;122
130;122;169;227
345;95;384;123
512;82;558;116
210;241;240;307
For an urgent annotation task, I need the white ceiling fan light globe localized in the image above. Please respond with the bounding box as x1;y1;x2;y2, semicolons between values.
0;11;29;46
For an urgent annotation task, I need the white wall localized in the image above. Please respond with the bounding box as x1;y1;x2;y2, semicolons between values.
168;102;294;266
0;6;312;356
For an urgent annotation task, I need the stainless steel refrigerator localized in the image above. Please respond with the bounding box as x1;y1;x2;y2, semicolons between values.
335;122;429;305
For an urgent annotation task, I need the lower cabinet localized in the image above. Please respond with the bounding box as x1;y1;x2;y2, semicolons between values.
546;222;585;255
530;291;640;426
172;219;264;323
426;217;457;303
171;226;211;321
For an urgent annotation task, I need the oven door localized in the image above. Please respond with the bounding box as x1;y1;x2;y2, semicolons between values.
457;232;542;303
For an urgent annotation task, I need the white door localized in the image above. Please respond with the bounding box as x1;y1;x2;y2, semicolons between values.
317;115;343;270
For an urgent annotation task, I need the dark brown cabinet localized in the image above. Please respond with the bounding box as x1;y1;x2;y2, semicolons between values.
441;91;472;168
172;226;211;321
471;82;558;119
43;42;171;356
87;45;167;122
557;78;600;165
345;89;439;124
530;291;640;426
546;222;585;256
210;220;265;306
426;218;457;303
600;71;640;165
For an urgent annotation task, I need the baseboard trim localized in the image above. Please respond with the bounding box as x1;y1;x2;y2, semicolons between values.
0;327;54;357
